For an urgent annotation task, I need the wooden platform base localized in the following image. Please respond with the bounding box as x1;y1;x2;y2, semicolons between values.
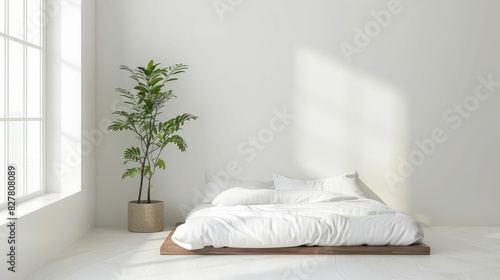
160;223;430;255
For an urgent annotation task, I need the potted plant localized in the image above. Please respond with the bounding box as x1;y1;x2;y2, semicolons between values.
108;60;197;232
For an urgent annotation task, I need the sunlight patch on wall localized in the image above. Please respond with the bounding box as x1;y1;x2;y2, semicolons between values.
47;0;82;194
60;0;82;193
293;47;408;195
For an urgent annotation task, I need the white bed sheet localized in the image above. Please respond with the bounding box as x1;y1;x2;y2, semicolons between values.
172;193;424;250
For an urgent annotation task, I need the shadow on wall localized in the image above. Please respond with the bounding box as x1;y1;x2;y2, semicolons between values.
357;176;385;204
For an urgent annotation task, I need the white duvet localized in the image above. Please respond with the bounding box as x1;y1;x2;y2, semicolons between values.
172;188;424;250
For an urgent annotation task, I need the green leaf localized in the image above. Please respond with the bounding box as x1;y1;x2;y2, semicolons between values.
115;88;131;95
124;147;141;162
151;85;163;94
108;120;129;131
147;60;154;69
134;85;149;93
122;168;140;179
165;135;187;152
156;159;166;170
150;77;163;87
119;65;133;73
163;113;198;134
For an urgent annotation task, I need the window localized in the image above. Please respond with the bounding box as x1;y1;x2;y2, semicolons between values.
0;0;45;207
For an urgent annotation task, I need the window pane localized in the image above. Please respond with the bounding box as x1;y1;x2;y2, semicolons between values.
26;120;40;194
1;0;45;205
8;0;24;40
0;37;5;118
8;121;24;197
0;0;5;33
27;46;40;118
0;122;4;203
26;0;41;46
8;40;24;118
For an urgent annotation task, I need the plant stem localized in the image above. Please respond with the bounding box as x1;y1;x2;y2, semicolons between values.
138;136;151;203
138;156;147;203
147;180;151;204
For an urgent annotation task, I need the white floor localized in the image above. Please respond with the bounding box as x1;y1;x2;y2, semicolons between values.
28;227;500;280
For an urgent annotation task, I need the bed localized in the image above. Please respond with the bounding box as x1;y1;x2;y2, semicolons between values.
163;171;428;255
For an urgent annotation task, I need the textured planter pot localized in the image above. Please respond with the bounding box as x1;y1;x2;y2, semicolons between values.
128;200;164;233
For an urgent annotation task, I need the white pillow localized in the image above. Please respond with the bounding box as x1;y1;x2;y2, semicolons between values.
202;171;273;203
273;171;365;197
212;188;275;206
212;187;357;206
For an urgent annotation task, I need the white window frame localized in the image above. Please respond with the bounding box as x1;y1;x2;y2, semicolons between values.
0;0;46;209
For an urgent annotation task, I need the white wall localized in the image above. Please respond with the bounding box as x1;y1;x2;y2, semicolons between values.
0;1;96;279
96;0;500;227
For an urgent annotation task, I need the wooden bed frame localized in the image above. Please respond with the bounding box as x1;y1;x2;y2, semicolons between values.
160;223;430;255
